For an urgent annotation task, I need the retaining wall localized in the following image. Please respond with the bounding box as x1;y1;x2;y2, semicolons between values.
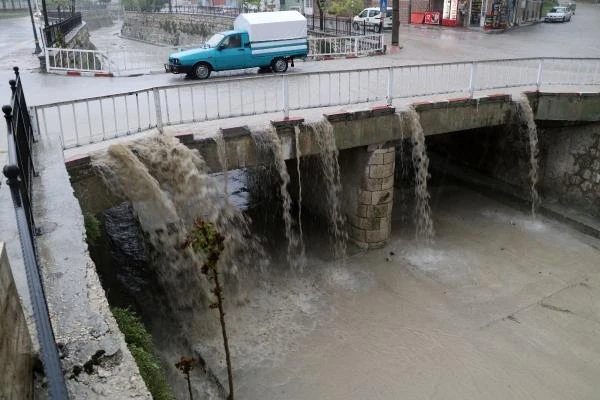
0;242;34;400
121;11;234;46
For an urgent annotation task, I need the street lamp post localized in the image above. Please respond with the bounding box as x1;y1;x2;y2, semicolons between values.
26;0;42;54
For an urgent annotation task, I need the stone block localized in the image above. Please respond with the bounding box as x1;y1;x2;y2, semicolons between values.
381;175;394;190
358;189;373;205
355;204;369;218
350;215;382;230
365;228;390;243
372;189;393;205
368;152;385;165
369;163;395;179
361;177;383;191
348;225;367;242
367;203;392;218
383;151;396;164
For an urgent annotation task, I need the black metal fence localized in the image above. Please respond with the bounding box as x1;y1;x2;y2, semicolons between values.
307;13;387;36
124;4;259;15
3;67;69;400
43;11;82;47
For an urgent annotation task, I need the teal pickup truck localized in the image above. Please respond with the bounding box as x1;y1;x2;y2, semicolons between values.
166;11;309;79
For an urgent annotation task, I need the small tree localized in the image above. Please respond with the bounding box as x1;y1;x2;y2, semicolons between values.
183;219;234;400
175;356;197;400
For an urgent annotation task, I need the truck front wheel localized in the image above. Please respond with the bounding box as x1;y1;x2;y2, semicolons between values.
193;62;211;79
271;57;288;73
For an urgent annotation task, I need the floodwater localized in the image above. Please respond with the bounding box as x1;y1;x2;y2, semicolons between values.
198;184;600;400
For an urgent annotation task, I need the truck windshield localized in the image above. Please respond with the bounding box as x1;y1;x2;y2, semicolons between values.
206;33;225;48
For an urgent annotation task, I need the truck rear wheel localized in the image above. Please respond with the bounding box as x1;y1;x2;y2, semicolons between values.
193;62;211;79
271;57;288;73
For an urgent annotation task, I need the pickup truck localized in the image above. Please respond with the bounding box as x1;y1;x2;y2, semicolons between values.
166;11;309;79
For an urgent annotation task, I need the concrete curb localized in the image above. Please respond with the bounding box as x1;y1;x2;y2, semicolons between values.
55;70;115;77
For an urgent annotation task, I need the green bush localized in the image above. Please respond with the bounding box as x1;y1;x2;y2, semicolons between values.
112;307;174;400
84;212;102;245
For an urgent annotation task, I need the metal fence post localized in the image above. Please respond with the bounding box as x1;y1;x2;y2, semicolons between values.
387;66;394;106
468;62;477;98
282;75;290;120
152;87;163;133
536;59;543;91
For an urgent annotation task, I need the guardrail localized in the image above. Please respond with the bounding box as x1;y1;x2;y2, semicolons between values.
2;67;69;399
46;47;110;74
31;57;600;150
309;34;384;57
45;36;382;76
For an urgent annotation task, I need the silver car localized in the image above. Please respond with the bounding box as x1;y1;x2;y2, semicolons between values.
545;6;572;22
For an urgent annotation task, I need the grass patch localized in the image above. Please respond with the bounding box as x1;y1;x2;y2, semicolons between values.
84;212;102;246
112;307;175;400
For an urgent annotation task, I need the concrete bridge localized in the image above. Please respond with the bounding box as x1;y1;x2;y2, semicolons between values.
3;58;600;398
67;90;600;250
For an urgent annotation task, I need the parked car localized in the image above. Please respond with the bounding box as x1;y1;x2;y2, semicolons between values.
544;6;572;22
353;7;392;31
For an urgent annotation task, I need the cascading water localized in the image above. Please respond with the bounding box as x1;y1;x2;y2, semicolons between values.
92;135;263;337
404;107;435;241
294;125;306;267
394;113;410;227
251;126;303;269
309;119;347;262
515;94;540;218
215;128;228;195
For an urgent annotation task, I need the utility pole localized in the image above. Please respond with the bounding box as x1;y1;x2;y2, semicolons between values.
391;0;399;46
41;0;48;27
27;0;42;54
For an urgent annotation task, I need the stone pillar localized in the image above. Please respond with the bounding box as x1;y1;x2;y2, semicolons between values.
347;145;395;249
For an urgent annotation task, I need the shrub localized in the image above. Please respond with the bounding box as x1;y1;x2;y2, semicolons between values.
112;307;174;400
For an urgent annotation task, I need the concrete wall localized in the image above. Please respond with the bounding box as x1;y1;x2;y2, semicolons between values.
0;242;34;400
121;11;234;46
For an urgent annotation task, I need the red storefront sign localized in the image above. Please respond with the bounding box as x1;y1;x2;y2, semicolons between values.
423;11;440;24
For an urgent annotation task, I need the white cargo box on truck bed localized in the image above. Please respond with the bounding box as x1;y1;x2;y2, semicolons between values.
234;11;308;42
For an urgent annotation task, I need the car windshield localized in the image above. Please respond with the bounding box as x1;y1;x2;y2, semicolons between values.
550;7;565;12
205;33;225;48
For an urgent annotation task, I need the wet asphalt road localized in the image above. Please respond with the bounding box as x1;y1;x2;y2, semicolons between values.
1;3;599;108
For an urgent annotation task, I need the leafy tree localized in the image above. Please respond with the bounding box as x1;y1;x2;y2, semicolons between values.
122;0;168;12
329;0;362;16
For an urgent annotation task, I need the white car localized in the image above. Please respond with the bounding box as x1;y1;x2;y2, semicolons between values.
353;7;392;31
545;6;572;22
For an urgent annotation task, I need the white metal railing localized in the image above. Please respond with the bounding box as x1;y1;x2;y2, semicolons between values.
45;47;175;75
45;48;110;74
308;34;384;58
32;57;600;150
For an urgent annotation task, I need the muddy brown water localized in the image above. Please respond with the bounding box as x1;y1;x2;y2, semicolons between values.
197;184;600;400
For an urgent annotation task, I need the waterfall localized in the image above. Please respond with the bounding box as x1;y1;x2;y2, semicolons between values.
309;118;347;262
251;126;302;269
515;94;540;219
92;135;262;336
215;128;228;195
294;125;306;268
404;107;435;241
